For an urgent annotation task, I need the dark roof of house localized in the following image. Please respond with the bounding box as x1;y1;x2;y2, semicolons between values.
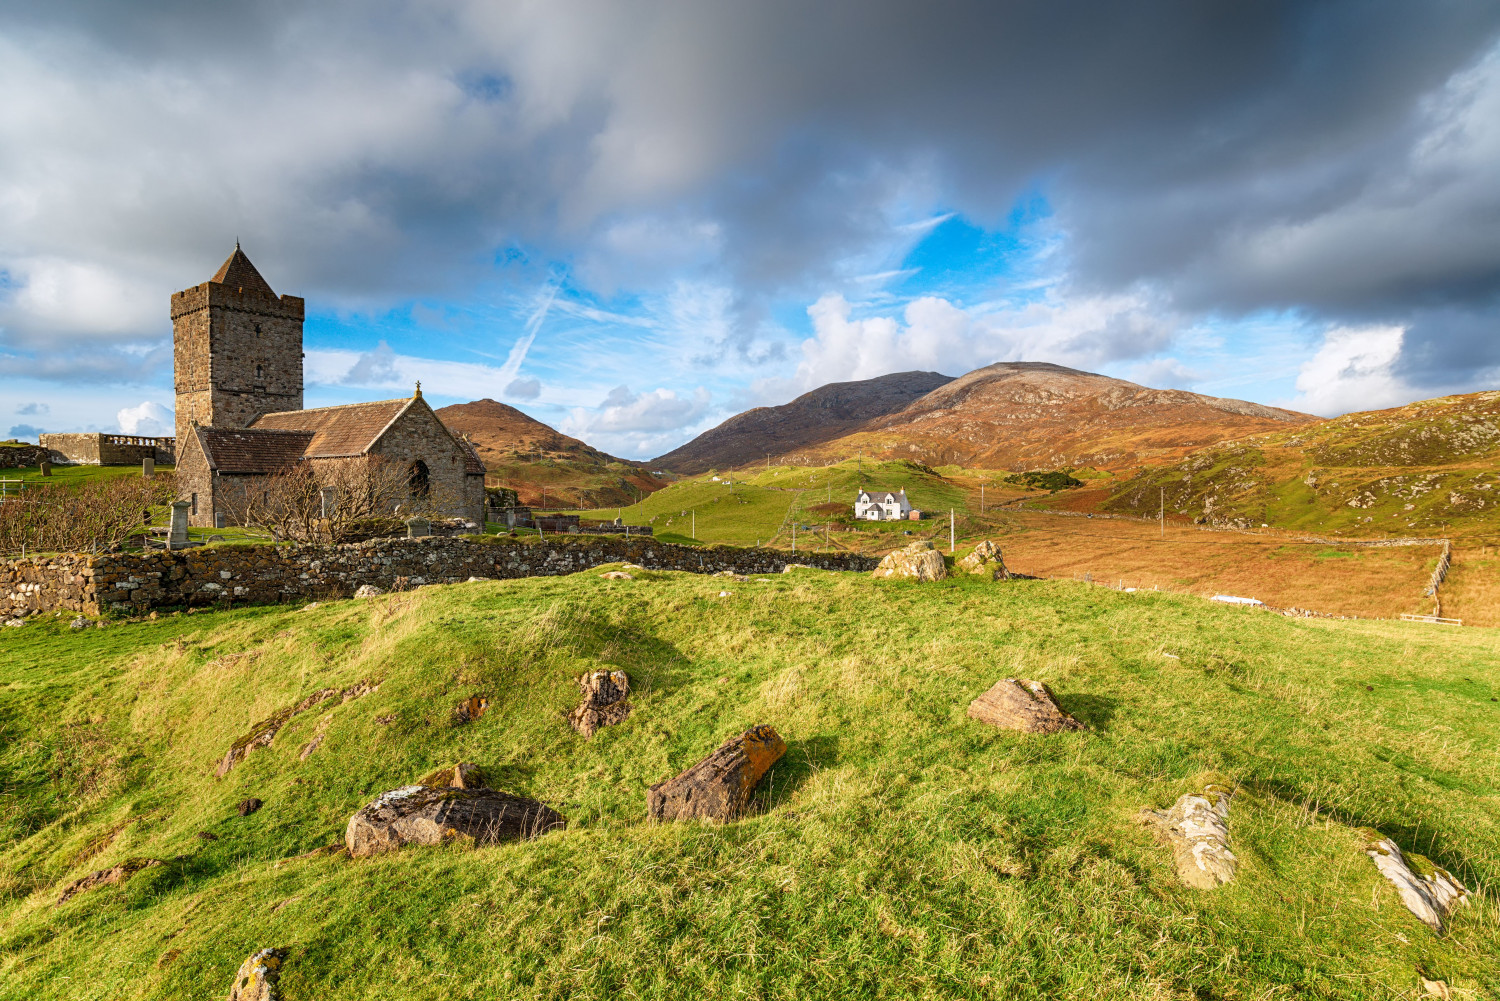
858;488;907;500
195;426;314;473
252;399;411;457
210;245;277;297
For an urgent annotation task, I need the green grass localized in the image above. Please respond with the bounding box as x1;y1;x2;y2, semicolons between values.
566;460;970;547
2;569;1499;999
0;464;173;489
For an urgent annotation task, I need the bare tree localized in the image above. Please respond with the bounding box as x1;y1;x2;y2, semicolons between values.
0;474;176;556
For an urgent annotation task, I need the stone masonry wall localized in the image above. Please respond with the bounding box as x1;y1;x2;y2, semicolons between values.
0;536;879;618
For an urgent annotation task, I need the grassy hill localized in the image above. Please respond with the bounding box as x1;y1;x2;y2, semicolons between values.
1;568;1497;998
570;459;971;548
1102;391;1500;537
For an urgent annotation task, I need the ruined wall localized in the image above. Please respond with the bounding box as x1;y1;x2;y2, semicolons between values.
40;434;174;467
0;537;879;618
172;283;304;444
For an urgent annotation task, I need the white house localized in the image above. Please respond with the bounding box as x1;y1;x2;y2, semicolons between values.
855;487;914;521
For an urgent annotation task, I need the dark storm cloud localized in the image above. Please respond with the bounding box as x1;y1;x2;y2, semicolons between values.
1;0;1498;386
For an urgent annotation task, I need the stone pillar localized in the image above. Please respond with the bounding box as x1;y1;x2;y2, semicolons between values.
169;500;190;549
406;517;430;538
142;457;154;478
39;460;51;477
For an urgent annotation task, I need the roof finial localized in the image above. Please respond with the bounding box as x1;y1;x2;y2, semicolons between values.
414;380;422;399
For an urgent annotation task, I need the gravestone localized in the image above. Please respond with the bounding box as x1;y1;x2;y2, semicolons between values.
406;517;430;538
39;460;51;477
142;456;154;478
168;500;190;549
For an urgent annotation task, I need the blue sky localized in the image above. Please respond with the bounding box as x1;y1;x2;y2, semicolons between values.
3;3;1498;459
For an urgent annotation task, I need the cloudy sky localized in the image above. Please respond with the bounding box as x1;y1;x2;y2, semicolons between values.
3;1;1499;458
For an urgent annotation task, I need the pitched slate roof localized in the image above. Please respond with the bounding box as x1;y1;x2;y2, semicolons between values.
858;488;907;501
210;245;277;297
251;399;412;457
194;427;314;474
455;435;485;475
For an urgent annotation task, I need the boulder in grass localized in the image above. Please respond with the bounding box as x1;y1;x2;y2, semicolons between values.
1141;786;1238;889
452;694;491;725
599;571;634;580
648;724;787;822
353;584;383;598
871;541;946;582
967;679;1085;733
1363;829;1468;932
569;670;631;737
957;540;1010;579
56;858;164;905
228;947;286;1001
345;785;565;858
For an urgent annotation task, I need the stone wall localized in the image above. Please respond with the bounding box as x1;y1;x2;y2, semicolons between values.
0;536;879;618
40;434;174;466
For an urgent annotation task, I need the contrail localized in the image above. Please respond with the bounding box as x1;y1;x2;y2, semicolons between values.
499;283;557;386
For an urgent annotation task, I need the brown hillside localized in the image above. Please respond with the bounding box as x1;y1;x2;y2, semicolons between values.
808;362;1320;470
652;370;954;474
434;399;664;509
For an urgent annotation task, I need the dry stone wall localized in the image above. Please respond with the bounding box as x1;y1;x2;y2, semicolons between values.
0;536;878;618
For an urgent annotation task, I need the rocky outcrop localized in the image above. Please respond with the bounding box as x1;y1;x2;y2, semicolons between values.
345;784;565;858
648;725;787;822
1141;786;1237;889
56;858;163;905
569;670;631;737
957;540;1009;579
966;679;1085;733
871;541;946;582
228;947;286;1001
1363;830;1468;932
214;681;379;778
452;694;490;725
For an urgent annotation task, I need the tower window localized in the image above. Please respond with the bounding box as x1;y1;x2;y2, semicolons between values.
256;364;263;380
254;323;261;334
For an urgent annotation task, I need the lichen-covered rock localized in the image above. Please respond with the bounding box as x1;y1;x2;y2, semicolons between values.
1363;830;1468;932
1142;786;1237;889
353;584;383;598
569;670;631;737
68;616;93;630
56;857;163;905
452;694;490;725
345;785;565;858
871;541;946;582
781;564;812;573
957;540;1009;579
417;761;486;789
648;724;787;822
599;570;634;580
967;678;1085;733
228;947;286;1001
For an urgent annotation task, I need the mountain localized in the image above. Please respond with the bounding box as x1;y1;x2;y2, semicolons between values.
1102;390;1500;536
656;362;1317;474
651;370;955;474
434;399;665;509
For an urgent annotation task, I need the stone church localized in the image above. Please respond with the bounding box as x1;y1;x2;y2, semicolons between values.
173;246;486;528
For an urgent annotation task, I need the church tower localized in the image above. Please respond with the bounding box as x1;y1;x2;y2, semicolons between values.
171;245;304;444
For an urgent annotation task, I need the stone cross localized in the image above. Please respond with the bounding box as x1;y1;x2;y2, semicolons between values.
169;500;190;549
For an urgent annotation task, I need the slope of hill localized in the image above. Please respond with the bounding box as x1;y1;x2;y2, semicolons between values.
436;399;666;509
3;570;1497;998
651;371;954;474
1102;391;1500;537
810;362;1318;470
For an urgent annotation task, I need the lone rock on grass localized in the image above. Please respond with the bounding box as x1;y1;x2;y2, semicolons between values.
345;782;565;858
648;724;786;822
569;670;631;737
1363;829;1468;932
871;540;946;582
957;540;1010;579
967;679;1085;733
228;947;286;1001
353;584;383;598
1141;786;1237;889
56;858;163;906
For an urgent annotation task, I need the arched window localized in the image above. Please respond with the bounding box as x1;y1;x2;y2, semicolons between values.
408;459;430;497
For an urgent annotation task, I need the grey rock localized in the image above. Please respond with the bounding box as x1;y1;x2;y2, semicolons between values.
345;785;565;858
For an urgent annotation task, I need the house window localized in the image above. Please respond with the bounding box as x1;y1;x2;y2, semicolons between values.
408;459;430;497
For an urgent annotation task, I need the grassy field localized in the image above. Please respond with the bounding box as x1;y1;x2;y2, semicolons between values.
0;464;172;488
1;566;1498;999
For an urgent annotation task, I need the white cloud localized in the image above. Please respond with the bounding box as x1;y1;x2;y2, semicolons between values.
560;385;713;458
505;376;541;400
116;400;173;435
1288;325;1410;416
784;290;1176;393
